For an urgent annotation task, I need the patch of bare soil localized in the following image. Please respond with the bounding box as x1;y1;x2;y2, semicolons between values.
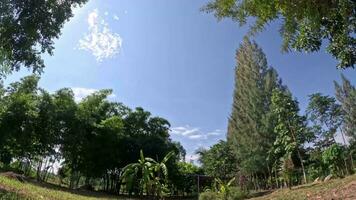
307;181;356;200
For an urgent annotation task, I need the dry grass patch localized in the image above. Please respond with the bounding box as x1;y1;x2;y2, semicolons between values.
249;174;356;200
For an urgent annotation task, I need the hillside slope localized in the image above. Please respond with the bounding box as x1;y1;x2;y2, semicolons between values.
250;174;356;200
0;175;119;200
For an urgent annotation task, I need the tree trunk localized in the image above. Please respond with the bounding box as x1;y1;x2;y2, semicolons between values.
339;128;350;174
288;121;307;184
36;160;42;182
296;149;307;184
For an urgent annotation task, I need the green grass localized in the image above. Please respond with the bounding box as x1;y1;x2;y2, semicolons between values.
0;175;121;200
249;174;356;200
2;173;355;200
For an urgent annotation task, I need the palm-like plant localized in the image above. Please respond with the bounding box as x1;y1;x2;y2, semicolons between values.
121;150;175;198
212;177;235;199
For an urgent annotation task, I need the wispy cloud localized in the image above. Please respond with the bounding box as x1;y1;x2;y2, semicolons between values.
171;126;224;140
72;87;116;102
78;9;123;62
185;154;200;163
170;126;225;163
113;15;119;21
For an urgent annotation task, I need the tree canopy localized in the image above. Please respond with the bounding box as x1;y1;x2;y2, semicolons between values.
0;75;186;194
203;0;356;68
0;0;88;75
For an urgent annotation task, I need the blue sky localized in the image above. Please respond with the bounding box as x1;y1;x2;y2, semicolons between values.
6;0;356;162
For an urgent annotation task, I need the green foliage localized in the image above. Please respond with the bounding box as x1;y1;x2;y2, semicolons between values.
271;89;310;183
198;140;237;179
121;150;175;198
225;187;247;200
279;155;295;188
212;177;235;198
307;93;343;149
203;0;356;68
322;144;347;177
0;0;88;75
0;75;186;192
172;162;202;196
199;191;221;200
200;185;247;200
305;149;328;181
334;75;356;144
228;37;283;178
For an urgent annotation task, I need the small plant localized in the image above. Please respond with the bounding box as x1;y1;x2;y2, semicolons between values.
213;178;235;192
199;191;221;200
121;150;174;199
226;187;247;200
212;177;235;200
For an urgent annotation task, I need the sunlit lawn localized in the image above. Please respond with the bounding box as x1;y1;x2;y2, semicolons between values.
0;175;122;200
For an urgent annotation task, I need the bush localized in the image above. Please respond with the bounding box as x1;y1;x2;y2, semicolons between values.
322;144;347;177
226;187;247;200
199;187;247;200
199;191;221;200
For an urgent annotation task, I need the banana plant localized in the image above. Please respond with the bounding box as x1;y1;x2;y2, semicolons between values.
212;177;236;199
121;150;153;195
121;150;175;198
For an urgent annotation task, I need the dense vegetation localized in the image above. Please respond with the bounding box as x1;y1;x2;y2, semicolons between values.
0;1;355;200
198;38;356;199
0;75;205;198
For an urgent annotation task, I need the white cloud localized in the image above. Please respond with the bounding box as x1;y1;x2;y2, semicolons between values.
170;126;225;140
185;154;200;163
113;15;119;21
170;126;226;165
188;134;205;139
72;87;116;102
78;9;123;62
207;129;224;136
171;126;199;136
72;87;97;102
104;11;109;16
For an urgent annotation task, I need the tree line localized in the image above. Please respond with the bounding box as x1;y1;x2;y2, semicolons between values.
199;38;356;190
0;75;206;196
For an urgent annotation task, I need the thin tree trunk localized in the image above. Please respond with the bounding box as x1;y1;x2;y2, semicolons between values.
274;167;278;189
288;121;307;184
36;160;42;181
339;128;350;174
296;149;307;184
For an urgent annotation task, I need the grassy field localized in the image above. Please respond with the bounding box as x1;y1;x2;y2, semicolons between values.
249;174;356;200
0;175;121;200
1;173;355;200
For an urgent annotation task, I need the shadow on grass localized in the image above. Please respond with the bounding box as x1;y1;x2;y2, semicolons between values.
247;190;274;199
27;179;197;200
26;178;118;199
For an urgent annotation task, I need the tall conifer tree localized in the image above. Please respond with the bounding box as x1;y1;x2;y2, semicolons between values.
228;38;283;178
334;75;356;144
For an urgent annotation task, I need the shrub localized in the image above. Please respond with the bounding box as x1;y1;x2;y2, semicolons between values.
199;191;221;200
199;187;247;200
226;187;247;200
322;144;346;177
